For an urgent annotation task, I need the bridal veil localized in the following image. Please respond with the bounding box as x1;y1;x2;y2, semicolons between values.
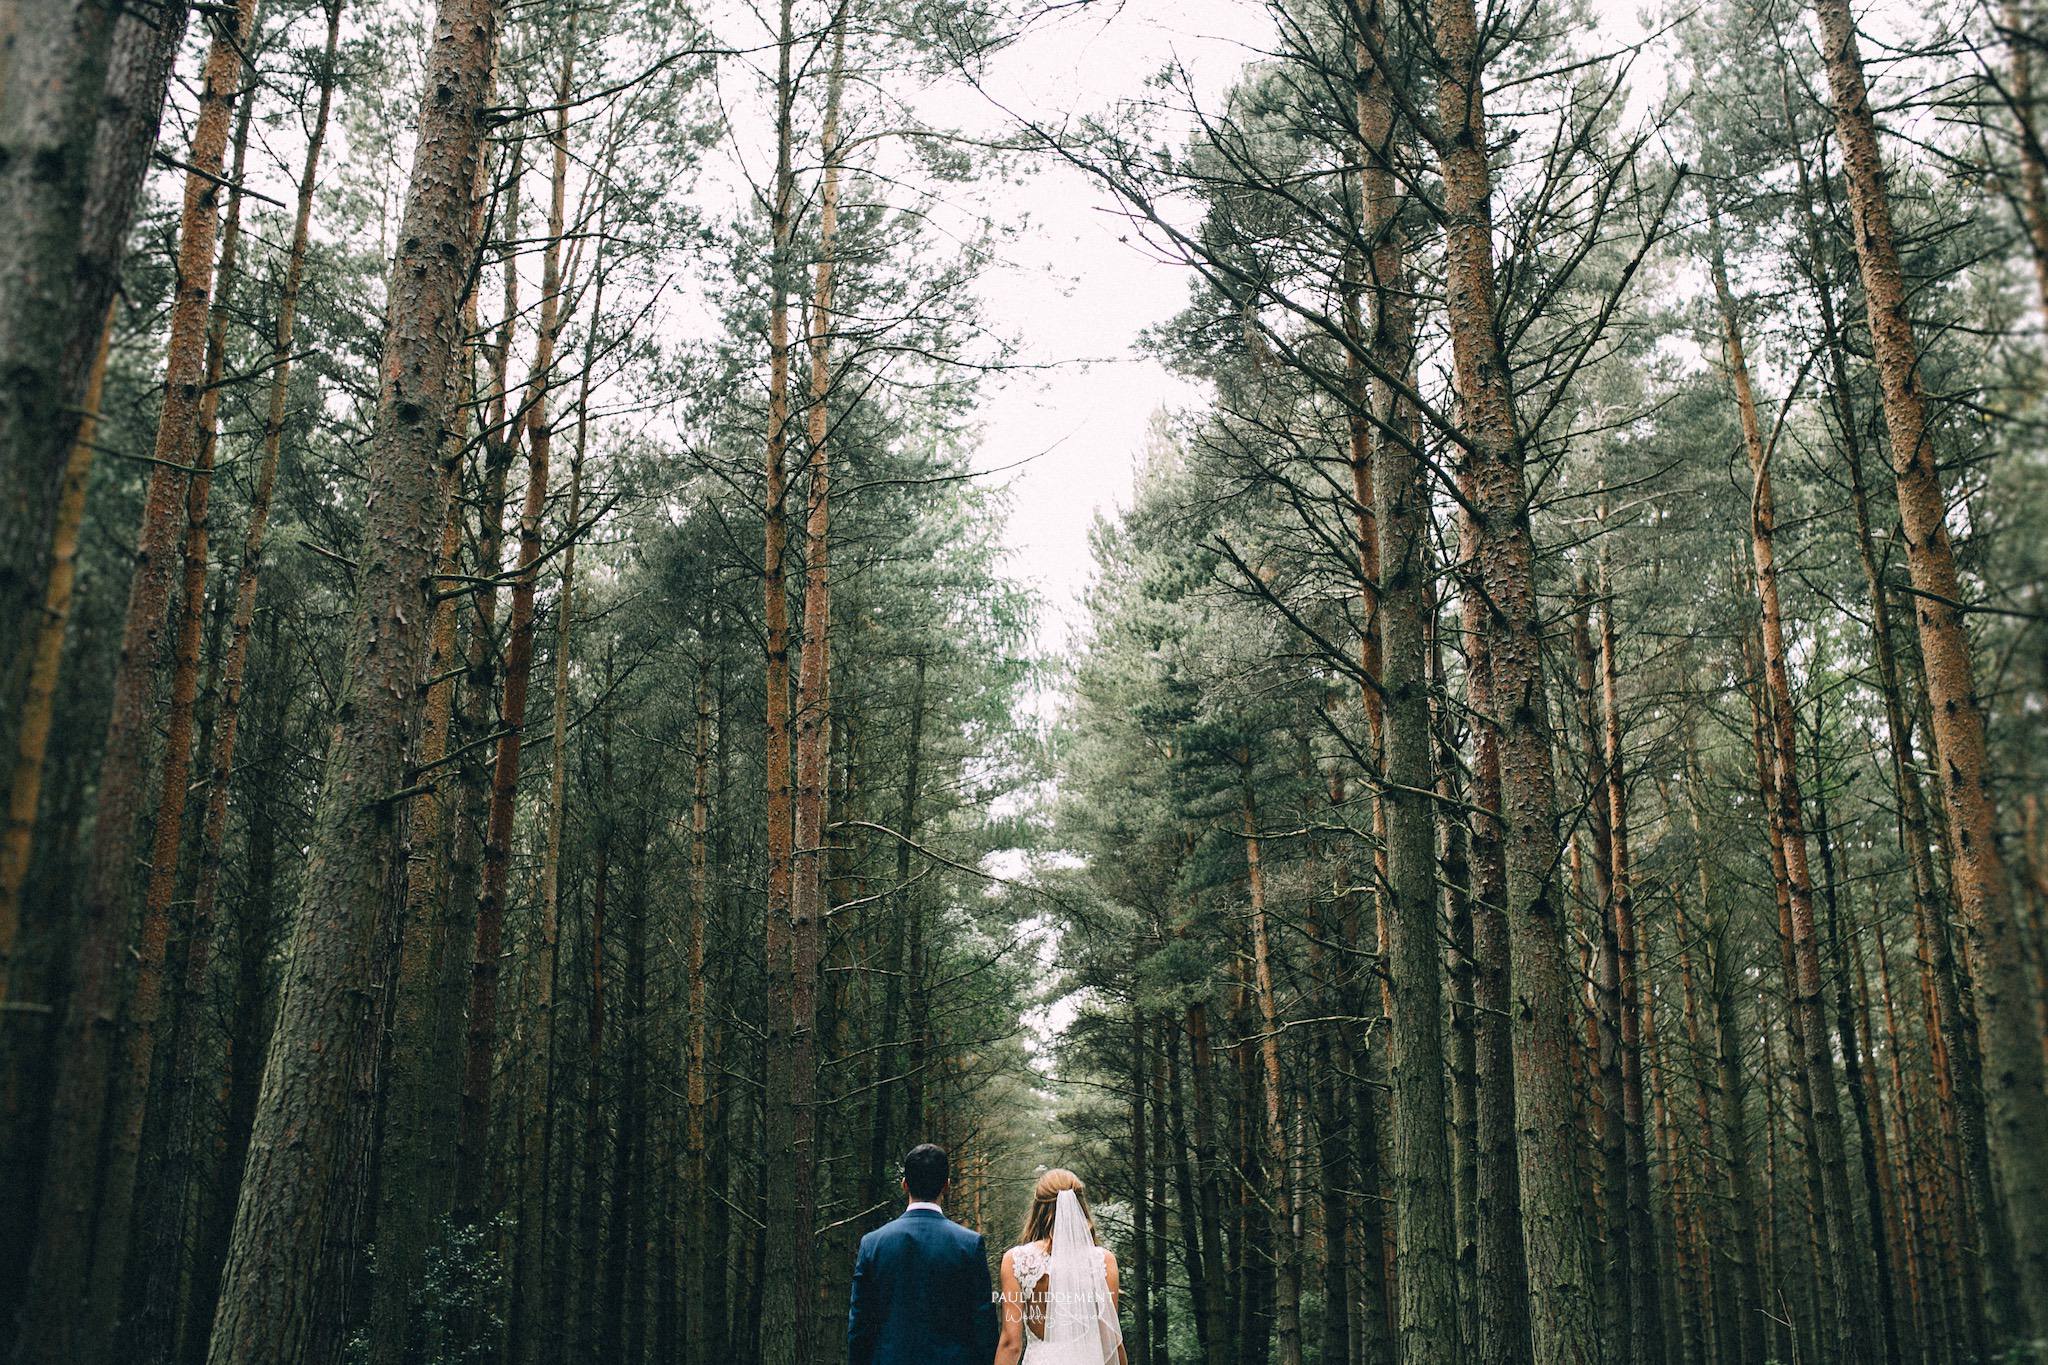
1034;1189;1123;1365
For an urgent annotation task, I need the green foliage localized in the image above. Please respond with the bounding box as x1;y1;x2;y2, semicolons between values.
350;1218;509;1365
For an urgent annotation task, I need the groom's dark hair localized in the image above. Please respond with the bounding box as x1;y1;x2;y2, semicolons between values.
902;1143;948;1200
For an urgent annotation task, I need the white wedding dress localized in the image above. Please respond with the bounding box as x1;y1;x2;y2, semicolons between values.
1009;1189;1124;1365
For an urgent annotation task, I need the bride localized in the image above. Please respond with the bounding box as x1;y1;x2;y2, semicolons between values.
994;1169;1127;1365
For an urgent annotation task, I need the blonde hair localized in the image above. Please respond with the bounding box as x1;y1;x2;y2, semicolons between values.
1019;1168;1096;1246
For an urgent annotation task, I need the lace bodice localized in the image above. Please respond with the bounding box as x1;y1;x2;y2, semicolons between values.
1008;1240;1107;1287
1007;1230;1120;1363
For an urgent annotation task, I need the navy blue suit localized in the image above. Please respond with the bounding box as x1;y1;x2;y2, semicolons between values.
847;1207;997;1365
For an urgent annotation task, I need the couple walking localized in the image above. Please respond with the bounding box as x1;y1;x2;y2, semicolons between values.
846;1145;1128;1365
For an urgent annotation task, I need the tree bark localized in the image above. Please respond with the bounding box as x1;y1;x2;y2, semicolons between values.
577;673;614;1362
370;146;506;1365
128;76;258;1362
177;0;340;1246
1456;434;1532;1365
1357;21;1460;1338
1164;1020;1215;1365
1683;735;1766;1365
1710;200;1876;1362
1434;606;1480;1354
1808;739;1906;1365
1572;589;1627;1356
1674;893;1729;1364
1430;0;1599;1354
1128;995;1152;1365
1147;1018;1171;1365
1852;897;1920;1364
200;0;502;1350
1637;971;1684;1365
686;623;715;1365
1869;916;1940;1362
14;3;258;1354
457;102;570;1233
1748;622;1834;1365
758;0;804;1356
1811;0;2048;1330
1596;554;1660;1365
512;39;585;1361
787;15;847;1356
1242;783;1305;1365
370;484;465;1365
0;302;109;999
1184;1002;1233;1365
0;0;187;721
2001;0;2048;319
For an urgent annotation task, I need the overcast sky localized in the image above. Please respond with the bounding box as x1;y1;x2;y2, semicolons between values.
948;1;1276;657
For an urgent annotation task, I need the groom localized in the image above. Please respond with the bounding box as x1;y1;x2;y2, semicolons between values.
846;1144;998;1365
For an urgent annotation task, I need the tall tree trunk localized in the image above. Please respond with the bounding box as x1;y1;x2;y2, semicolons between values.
1573;590;1628;1357
758;0;804;1356
1742;620;1835;1365
174;0;340;1297
1147;1018;1172;1365
1229;943;1267;1365
1851;900;1920;1365
1808;739;1906;1365
1855;428;1997;1359
1597;554;1661;1365
600;860;632;1365
1308;765;1356;1365
1456;437;1532;1365
1242;782;1305;1365
1357;17;1460;1337
787;16;847;1358
0;302;109;997
2001;0;2048;319
369;145;503;1365
1683;735;1766;1365
866;651;923;1232
1779;90;2008;1349
102;36;260;1332
1184;1002;1233;1365
14;3;259;1355
0;0;188;716
200;0;502;1350
180;632;290;1365
129;77;258;1361
1811;0;2048;1330
1674;894;1730;1364
1870;917;1940;1364
1757;992;1802;1365
457;80;569;1224
1128;997;1152;1365
1433;608;1481;1355
577;675;614;1364
686;625;715;1365
1713;959;1768;1365
1431;0;1598;1353
369;486;465;1365
1710;201;1876;1362
615;842;650;1364
446;150;521;1282
1164;1020;1215;1365
513;38;586;1361
1637;973;1684;1365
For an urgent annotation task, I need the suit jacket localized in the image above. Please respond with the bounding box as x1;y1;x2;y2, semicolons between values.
846;1207;997;1365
